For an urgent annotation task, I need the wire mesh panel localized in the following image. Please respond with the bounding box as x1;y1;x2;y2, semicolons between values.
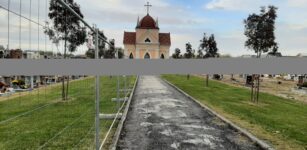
0;0;136;149
0;75;136;149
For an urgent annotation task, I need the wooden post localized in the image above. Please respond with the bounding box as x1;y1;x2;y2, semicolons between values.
256;75;260;103
251;82;254;102
206;74;209;87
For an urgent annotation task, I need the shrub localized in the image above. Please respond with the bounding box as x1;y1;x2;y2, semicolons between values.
213;74;221;80
18;80;25;85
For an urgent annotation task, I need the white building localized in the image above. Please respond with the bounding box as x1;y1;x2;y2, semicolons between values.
23;50;42;59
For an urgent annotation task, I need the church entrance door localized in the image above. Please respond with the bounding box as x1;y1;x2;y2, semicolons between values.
144;53;150;59
160;54;165;59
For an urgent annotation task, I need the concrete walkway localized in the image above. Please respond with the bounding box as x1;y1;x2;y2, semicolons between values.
117;76;261;150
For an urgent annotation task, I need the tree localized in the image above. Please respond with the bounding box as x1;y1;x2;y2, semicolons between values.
57;52;62;57
85;30;107;59
103;39;115;59
202;34;219;58
244;5;278;102
196;49;204;58
85;49;95;58
48;0;86;54
184;43;195;80
46;0;87;100
184;42;194;59
102;40;124;59
91;30;107;58
115;47;124;59
199;33;220;86
172;48;182;59
268;45;281;57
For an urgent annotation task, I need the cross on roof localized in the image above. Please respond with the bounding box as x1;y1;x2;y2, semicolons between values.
144;2;152;14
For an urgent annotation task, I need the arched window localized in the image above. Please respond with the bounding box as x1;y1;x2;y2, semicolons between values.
145;38;151;43
129;53;134;59
144;53;150;59
160;54;165;59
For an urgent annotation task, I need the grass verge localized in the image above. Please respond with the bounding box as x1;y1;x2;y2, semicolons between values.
0;76;135;149
162;75;307;150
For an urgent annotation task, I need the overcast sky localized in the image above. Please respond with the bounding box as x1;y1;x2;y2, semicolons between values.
0;0;307;56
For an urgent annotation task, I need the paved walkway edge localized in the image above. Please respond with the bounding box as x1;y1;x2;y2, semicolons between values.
162;78;275;150
109;76;139;150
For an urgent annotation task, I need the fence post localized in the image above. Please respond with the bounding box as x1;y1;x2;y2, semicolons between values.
95;27;100;150
116;42;120;110
124;75;127;96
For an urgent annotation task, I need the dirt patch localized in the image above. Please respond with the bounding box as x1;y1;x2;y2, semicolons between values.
198;74;307;103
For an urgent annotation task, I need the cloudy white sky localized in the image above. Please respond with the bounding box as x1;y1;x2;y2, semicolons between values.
0;0;307;56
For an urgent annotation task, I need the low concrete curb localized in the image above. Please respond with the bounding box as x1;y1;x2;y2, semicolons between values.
109;76;139;150
162;78;275;150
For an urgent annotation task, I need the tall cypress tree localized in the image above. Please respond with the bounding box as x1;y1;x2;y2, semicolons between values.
184;43;195;80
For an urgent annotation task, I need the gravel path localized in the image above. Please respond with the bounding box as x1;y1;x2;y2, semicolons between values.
117;76;261;150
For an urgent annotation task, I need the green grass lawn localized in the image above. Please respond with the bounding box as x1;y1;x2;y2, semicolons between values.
162;75;307;150
0;76;135;149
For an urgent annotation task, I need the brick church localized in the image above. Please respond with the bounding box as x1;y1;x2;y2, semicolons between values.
123;3;171;59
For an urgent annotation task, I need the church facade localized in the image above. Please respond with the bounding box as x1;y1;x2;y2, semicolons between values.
123;13;171;59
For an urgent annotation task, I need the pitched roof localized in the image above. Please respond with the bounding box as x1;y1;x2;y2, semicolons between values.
123;32;136;45
123;32;171;46
159;33;171;46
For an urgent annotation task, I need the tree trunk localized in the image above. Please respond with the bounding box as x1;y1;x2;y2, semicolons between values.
62;4;67;101
251;81;254;102
66;76;69;100
250;51;262;103
256;51;261;103
62;36;67;100
187;74;190;80
62;37;67;100
256;76;260;103
206;75;209;87
62;77;65;100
